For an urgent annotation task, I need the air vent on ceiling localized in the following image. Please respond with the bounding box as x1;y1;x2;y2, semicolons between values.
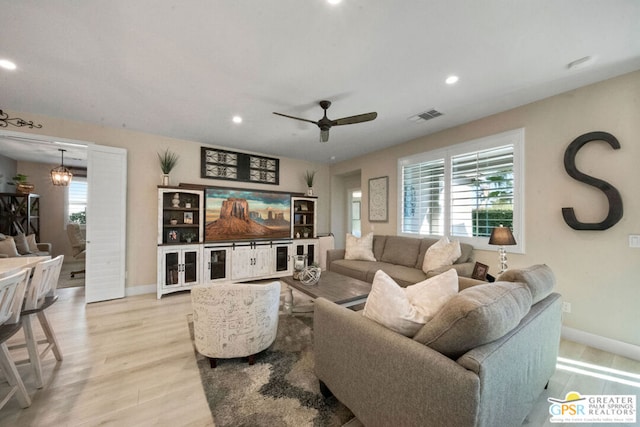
408;108;444;123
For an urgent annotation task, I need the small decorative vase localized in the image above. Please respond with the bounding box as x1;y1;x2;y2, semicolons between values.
172;193;180;207
307;187;313;196
162;174;170;186
170;219;178;225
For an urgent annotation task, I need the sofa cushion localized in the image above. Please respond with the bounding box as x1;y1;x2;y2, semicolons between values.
413;282;532;358
363;270;425;336
365;263;427;287
330;259;374;282
422;237;461;273
13;233;32;255
405;269;459;322
0;237;20;257
380;236;421;267
372;235;387;261
497;264;555;304
345;233;376;261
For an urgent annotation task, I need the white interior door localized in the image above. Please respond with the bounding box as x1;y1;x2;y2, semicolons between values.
86;144;127;303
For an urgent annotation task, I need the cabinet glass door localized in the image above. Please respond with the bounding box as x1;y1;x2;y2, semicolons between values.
306;244;315;266
184;250;199;284
276;246;289;272
208;249;227;280
164;252;180;286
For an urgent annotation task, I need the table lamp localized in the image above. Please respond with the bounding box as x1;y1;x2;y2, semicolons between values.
489;225;517;274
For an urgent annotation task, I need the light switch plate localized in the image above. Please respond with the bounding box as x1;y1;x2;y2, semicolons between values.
629;235;640;248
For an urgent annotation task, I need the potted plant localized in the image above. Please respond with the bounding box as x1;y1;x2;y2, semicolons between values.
302;227;312;238
158;148;179;186
304;170;316;196
9;174;35;194
183;232;197;243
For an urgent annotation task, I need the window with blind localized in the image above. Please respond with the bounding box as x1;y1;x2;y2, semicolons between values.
399;129;524;251
68;177;87;224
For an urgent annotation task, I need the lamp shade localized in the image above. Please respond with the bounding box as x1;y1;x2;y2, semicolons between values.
489;226;517;246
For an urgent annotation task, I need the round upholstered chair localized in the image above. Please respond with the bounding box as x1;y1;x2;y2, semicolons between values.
191;281;281;368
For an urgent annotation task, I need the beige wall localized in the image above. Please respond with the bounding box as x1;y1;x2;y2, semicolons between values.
4;112;331;292
331;70;640;346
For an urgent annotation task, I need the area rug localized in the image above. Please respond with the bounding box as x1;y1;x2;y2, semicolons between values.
57;260;85;289
189;313;355;427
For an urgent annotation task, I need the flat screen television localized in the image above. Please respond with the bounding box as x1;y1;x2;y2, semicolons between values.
205;187;291;242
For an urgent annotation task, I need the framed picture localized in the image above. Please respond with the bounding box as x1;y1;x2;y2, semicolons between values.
183;212;194;224
368;176;388;222
167;229;179;243
472;262;489;281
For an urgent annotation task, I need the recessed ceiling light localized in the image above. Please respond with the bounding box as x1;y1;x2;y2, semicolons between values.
0;59;17;70
445;75;459;85
232;116;242;124
327;0;342;5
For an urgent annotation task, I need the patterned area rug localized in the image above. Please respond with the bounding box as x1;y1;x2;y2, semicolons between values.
189;312;354;427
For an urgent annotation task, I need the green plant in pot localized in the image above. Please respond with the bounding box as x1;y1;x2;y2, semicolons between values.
183;232;197;243
304;170;316;196
158;148;179;186
9;174;35;194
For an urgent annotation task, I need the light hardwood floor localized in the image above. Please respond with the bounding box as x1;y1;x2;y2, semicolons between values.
0;287;638;427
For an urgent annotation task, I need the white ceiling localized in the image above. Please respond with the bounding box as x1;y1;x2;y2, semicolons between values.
1;0;639;167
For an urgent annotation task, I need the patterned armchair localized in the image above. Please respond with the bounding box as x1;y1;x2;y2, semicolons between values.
191;281;281;368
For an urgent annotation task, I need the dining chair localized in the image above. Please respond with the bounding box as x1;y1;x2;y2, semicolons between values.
0;268;32;409
20;255;64;388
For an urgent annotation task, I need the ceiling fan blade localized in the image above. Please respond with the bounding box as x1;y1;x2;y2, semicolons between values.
272;112;318;125
320;129;330;142
332;112;377;126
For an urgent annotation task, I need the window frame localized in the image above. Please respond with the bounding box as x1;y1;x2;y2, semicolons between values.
397;128;525;253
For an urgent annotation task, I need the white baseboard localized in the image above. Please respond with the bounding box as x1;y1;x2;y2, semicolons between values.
562;326;640;361
126;284;156;297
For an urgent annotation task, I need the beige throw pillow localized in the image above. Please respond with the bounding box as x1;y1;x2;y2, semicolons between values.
422;236;461;273
363;270;424;336
0;237;20;257
13;233;32;255
405;268;459;322
344;232;376;261
26;234;40;253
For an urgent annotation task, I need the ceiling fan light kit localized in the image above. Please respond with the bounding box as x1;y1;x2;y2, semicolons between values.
274;100;377;143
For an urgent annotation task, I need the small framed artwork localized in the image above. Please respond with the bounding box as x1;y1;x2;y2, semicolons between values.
183;212;194;224
472;262;489;281
167;229;179;243
368;176;388;222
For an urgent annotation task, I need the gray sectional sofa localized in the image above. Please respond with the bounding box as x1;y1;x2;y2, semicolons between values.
314;264;562;427
327;234;476;287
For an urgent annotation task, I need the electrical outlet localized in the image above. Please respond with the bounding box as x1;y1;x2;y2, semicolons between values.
562;302;571;313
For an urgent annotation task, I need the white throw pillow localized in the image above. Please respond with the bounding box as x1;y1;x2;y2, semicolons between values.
405;268;459;322
26;234;40;253
363;270;424;336
422;237;461;273
344;232;376;261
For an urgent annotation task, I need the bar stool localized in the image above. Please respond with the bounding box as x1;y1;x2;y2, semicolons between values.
20;255;64;388
0;268;31;409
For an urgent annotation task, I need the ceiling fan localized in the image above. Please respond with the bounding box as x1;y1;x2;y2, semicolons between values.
273;100;377;142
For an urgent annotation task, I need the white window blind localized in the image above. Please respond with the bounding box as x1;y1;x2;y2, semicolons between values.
398;129;524;251
68;177;87;221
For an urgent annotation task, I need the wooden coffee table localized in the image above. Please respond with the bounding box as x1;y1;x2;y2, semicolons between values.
281;270;371;314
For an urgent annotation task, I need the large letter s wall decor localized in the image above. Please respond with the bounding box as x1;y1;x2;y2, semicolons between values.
562;131;623;230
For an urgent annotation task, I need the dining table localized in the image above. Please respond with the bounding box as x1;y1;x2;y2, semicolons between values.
0;256;51;277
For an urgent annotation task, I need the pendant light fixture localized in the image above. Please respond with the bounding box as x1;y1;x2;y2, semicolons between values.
51;148;73;186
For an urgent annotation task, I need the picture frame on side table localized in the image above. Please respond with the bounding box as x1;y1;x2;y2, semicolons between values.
472;262;489;281
368;176;388;222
